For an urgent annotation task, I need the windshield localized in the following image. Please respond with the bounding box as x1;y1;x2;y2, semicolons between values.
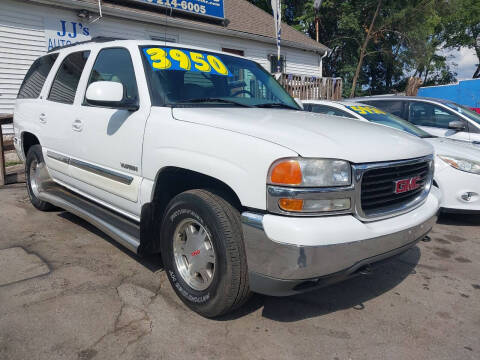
346;105;433;138
444;102;480;125
140;45;300;109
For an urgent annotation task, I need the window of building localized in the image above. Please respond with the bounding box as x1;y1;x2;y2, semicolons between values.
269;54;286;73
17;54;59;99
48;51;90;104
86;48;138;103
222;48;244;56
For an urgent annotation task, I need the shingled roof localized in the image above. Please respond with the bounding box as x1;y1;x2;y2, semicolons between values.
224;0;328;53
37;0;328;54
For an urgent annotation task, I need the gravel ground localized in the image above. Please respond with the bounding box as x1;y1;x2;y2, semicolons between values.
0;183;479;360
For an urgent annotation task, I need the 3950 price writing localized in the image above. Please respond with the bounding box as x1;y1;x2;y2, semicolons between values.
144;47;231;76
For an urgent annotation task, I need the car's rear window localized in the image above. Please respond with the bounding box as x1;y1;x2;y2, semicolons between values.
17;54;59;99
48;51;90;104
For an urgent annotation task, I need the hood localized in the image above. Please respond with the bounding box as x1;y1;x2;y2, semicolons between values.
425;137;480;160
171;107;433;163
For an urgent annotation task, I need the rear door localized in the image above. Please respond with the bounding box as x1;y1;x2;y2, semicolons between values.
14;53;59;154
407;101;470;141
66;46;150;218
41;50;91;182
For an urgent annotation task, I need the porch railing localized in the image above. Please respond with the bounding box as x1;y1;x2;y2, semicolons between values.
279;74;343;101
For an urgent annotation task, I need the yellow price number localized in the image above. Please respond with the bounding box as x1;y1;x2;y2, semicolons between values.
349;106;386;115
145;48;171;70
144;47;231;76
169;49;191;71
190;52;211;72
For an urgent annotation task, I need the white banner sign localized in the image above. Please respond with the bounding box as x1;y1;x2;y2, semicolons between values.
45;16;92;51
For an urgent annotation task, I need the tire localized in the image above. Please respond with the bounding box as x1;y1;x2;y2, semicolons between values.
25;145;54;211
160;189;250;318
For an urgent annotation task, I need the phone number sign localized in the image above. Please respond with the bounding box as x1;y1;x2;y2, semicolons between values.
132;0;225;20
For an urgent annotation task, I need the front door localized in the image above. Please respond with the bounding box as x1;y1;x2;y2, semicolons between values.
67;47;150;218
408;101;471;142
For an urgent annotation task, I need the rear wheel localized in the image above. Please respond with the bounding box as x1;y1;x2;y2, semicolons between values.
25;145;54;211
160;189;250;318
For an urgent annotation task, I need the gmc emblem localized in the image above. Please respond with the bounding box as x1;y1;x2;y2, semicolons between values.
394;176;421;194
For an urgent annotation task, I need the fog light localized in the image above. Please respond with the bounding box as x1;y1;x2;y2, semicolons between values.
461;192;477;202
303;198;351;212
278;198;350;213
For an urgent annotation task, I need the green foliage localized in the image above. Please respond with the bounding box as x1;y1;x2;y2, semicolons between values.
247;0;479;93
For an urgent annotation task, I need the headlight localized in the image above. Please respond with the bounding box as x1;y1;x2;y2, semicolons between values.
268;158;351;187
438;155;480;175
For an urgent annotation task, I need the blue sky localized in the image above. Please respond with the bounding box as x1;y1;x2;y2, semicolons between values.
445;47;478;80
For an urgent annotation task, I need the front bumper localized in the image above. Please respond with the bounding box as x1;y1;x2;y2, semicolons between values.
242;188;440;296
435;163;480;212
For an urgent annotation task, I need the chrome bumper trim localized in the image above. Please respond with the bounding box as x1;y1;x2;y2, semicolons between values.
241;211;437;281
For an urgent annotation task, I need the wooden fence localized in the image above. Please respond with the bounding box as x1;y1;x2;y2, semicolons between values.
279;75;343;101
1;114;23;186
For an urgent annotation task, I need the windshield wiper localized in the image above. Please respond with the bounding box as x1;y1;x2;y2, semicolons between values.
254;102;299;110
171;98;253;108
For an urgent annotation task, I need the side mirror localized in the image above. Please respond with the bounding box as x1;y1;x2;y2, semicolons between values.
448;120;466;132
86;81;139;111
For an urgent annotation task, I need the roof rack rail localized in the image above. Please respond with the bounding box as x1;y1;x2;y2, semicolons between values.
47;36;125;53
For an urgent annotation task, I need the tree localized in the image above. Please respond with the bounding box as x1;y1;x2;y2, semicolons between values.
441;0;480;78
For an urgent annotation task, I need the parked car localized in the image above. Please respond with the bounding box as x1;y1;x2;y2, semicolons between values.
304;100;480;213
14;39;440;318
354;96;480;145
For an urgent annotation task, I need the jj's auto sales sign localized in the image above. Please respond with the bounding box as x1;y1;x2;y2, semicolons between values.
131;0;225;20
45;17;91;51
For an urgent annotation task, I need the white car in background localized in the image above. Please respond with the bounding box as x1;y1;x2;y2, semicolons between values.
304;100;480;213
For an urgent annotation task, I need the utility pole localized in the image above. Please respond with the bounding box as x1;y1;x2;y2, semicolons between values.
314;0;323;43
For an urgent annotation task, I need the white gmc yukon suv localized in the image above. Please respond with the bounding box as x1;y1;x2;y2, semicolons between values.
13;39;440;317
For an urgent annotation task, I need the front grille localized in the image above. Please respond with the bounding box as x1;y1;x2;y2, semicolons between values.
361;159;431;216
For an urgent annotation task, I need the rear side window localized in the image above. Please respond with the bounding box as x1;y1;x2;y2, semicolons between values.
86;48;138;103
308;104;356;118
48;51;90;104
366;100;406;119
17;54;59;99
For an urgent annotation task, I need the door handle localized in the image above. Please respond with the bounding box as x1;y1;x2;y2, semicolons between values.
72;119;83;132
39;113;47;124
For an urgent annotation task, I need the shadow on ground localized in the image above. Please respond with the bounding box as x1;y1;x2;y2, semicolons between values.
58;210;420;323
437;213;480;227
57;211;163;273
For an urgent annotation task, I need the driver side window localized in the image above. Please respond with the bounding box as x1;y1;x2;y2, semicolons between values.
409;102;464;129
85;47;138;104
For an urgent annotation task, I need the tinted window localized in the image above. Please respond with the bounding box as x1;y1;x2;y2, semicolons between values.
365;100;405;118
409;102;464;129
86;48;138;103
17;54;58;99
308;104;356;118
346;105;432;138
48;51;90;104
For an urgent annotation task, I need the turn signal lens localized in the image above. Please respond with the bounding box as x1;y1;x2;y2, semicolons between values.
269;160;302;185
278;198;304;212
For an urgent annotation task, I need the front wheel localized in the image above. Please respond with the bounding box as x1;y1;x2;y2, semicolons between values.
160;189;250;318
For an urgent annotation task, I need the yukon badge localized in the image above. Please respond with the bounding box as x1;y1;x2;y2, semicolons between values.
121;163;138;172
